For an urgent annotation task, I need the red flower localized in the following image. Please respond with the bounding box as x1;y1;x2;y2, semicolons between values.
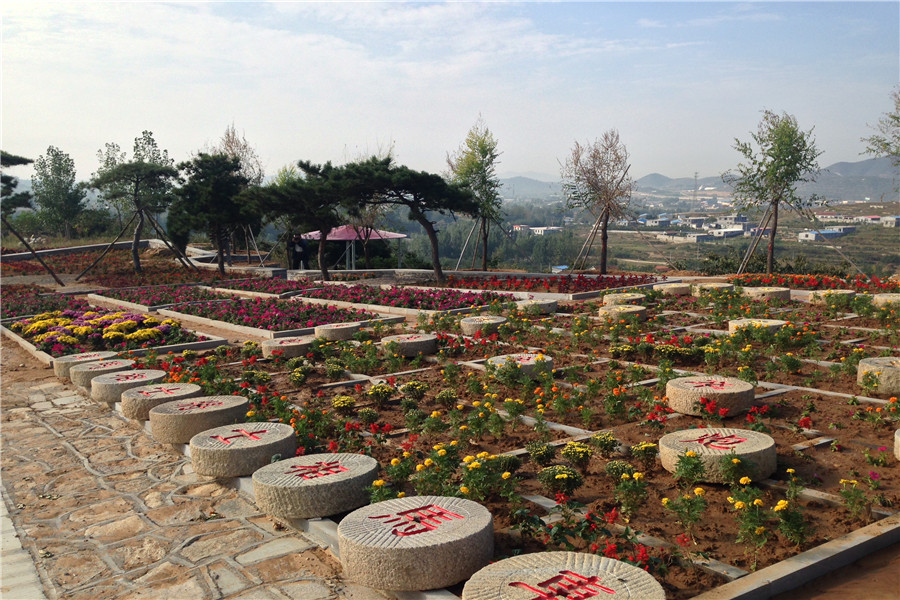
798;416;812;429
603;540;619;559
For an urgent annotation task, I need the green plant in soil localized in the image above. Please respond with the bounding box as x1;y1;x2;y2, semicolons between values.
526;441;556;467
661;486;708;542
673;451;706;490
614;471;648;520
719;455;756;487
561;441;593;471
590;431;619;458
537;464;584;496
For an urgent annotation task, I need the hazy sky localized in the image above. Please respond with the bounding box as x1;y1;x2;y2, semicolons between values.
3;2;898;184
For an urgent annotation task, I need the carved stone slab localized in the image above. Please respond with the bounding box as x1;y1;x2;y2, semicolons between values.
460;315;507;336
516;299;558;315
857;356;900;395
487;353;554;379
69;359;136;390
742;286;791;301
873;293;900;307
462;551;665;600
261;335;316;358
315;322;361;341
597;305;648;322
121;383;203;421
659;427;777;483
381;333;439;357
666;375;755;416
253;452;378;519
653;283;691;296
809;289;855;304
727;318;787;335
338;495;493;591
602;293;646;306
53;351;118;379
90;369;167;404
149;395;249;444
190;422;297;478
692;282;734;296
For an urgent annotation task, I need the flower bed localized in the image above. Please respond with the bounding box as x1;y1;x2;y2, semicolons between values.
209;278;320;296
444;273;659;294
162;296;375;331
295;284;513;311
96;284;227;307
6;308;206;356
729;273;900;293
0;285;91;321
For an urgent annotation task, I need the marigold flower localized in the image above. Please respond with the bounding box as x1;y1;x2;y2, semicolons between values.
739;476;752;485
662;497;670;506
501;472;511;480
774;500;789;512
390;458;401;466
424;458;434;467
753;498;763;507
463;455;475;463
732;458;741;464
685;451;697;457
396;492;405;498
459;486;469;495
755;526;766;536
373;480;385;487
734;501;746;510
694;487;705;497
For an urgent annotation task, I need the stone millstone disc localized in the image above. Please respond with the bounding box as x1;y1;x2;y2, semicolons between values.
315;322;361;341
252;452;378;519
857;357;900;396
742;286;791;301
261;336;316;358
597;305;648;322
602;293;646;306
90;369;167;404
338;495;493;591
666;375;755;416
659;427;777;483
873;293;900;307
809;289;855;304
69;359;136;390
381;333;438;357
121;383;203;421
653;283;691;296
487;353;553;379
462;551;665;600
149;396;249;444
516;299;558;315
460;316;507;336
692;283;734;296
53;351;118;379
190;422;297;478
894;429;900;461
727;318;787;335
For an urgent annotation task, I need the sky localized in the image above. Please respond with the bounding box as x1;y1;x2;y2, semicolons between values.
2;1;898;184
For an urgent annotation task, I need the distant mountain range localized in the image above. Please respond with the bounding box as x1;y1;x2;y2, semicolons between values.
501;157;898;203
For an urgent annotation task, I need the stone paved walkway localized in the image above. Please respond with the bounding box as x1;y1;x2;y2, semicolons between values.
0;344;389;600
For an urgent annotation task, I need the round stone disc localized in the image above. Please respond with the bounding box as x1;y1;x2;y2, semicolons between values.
381;333;438;357
53;351;118;379
809;289;855;304
653;283;691;296
460;315;507;336
252;452;378;519
69;359;136;390
692;282;734;296
873;293;900;307
462;551;665;600
261;336;316;358
487;353;554;378
727;318;787;334
659;427;776;483
121;383;203;421
338;495;493;591
149;395;249;444
597;305;648;322
742;286;791;301
91;369;167;404
190;422;297;478
315;322;361;341
857;356;900;395
665;375;755;416
602;293;646;306
516;299;557;314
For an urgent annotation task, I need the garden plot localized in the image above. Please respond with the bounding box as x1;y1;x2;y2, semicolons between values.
0;284;92;321
66;281;898;599
87;283;230;312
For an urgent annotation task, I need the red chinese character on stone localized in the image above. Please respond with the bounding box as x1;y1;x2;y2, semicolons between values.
688;380;732;390
681;432;748;450
285;461;348;480
369;504;464;536
113;372;148;382
509;571;616;599
137;386;180;397
91;362;121;369
211;429;267;445
176;400;225;411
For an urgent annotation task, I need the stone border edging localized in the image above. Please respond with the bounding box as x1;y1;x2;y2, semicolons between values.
0;325;54;366
690;512;900;600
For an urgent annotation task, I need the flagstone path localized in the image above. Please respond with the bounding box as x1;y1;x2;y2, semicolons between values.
0;342;388;600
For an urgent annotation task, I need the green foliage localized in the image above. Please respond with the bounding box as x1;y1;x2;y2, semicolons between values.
525;441;556;467
32;146;87;238
537;465;584;495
